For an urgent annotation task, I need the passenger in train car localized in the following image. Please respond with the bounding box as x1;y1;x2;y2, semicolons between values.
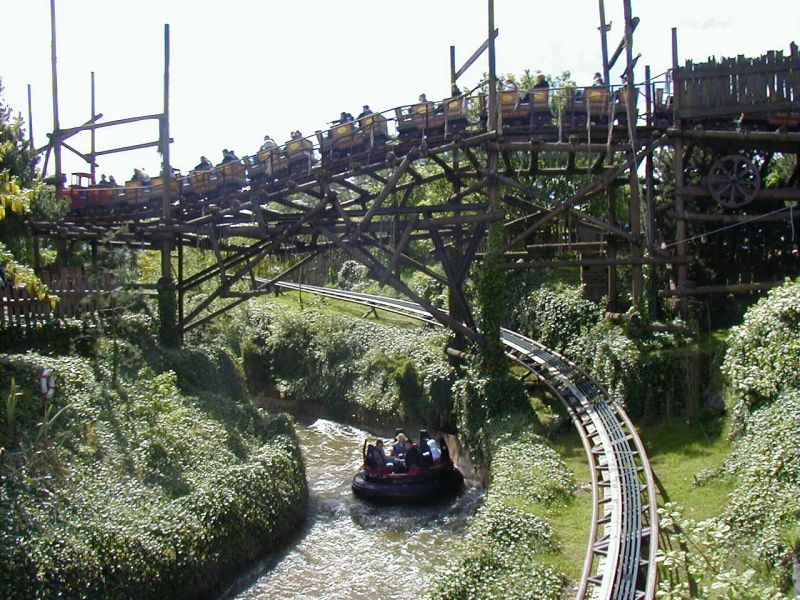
418;93;427;103
99;174;111;187
357;105;373;119
132;168;150;185
220;149;239;164
533;74;550;89
290;130;303;140
260;135;277;151
195;155;213;170
502;78;517;91
592;72;605;86
108;175;117;187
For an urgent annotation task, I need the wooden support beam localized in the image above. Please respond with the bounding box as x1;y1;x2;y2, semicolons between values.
658;282;783;297
496;256;687;269
497;134;666;254
358;153;413;232
667;210;798;223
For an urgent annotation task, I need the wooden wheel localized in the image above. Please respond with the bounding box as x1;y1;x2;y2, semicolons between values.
707;155;760;208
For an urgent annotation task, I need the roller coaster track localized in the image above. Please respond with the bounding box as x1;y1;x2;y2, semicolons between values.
273;281;659;600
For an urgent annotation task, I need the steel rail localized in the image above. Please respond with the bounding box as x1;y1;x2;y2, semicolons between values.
272;281;659;600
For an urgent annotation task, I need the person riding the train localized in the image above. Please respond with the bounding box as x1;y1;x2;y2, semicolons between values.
357;105;373;120
195;156;213;171
260;135;277;151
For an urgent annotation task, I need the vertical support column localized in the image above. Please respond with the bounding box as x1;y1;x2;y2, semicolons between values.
478;0;507;374
644;65;658;319
27;85;35;182
450;45;457;95
178;237;184;345
49;0;63;199
90;71;96;183
672;27;688;320
607;186;618;311
598;0;611;85
622;0;643;308
157;23;178;346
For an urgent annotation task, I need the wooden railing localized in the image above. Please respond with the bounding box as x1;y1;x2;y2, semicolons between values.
674;44;800;119
1;267;118;329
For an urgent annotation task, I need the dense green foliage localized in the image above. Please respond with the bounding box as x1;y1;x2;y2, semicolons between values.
0;314;307;599
658;279;800;598
235;300;455;426
512;283;698;417
721;278;800;434
427;424;573;599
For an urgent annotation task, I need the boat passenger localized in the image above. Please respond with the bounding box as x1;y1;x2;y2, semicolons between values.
427;437;442;463
392;433;408;458
366;439;389;468
405;441;422;469
438;437;450;463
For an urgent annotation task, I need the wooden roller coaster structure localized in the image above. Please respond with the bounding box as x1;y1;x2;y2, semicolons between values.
14;2;800;599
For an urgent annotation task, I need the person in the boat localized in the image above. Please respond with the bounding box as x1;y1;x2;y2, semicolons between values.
418;430;434;467
427;437;442;463
392;433;408;458
366;439;389;468
438;437;450;463
405;439;422;470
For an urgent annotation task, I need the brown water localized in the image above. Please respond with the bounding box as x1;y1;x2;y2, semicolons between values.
223;419;482;600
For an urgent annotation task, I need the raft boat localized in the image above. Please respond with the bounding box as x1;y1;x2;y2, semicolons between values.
351;435;464;503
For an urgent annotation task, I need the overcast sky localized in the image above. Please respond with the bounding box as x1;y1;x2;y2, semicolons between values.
2;1;798;183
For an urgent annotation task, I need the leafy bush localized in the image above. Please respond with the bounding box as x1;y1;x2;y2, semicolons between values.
721;278;800;433
237;303;455;425
0;332;307;599
427;423;572;599
658;279;800;598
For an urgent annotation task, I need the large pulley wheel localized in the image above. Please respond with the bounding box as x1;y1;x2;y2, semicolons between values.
707;155;761;208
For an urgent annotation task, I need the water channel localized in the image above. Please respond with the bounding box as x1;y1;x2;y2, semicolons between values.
224;419;482;600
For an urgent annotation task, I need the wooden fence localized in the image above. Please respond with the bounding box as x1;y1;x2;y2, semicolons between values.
1;267;119;330
674;44;799;119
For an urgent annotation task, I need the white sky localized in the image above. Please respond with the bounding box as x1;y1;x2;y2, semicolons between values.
2;1;798;183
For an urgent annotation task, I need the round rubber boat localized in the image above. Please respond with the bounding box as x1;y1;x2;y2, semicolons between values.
352;461;464;504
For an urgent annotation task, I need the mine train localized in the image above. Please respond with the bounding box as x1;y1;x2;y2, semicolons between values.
65;82;798;216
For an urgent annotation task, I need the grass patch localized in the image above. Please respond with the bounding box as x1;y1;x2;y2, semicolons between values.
642;416;735;520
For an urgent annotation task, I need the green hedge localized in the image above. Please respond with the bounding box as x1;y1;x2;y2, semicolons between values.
236;303;456;425
427;427;572;599
0;332;307;599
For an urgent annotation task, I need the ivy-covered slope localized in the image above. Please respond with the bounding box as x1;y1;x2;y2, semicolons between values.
426;419;574;600
232;300;456;427
658;278;799;599
0;314;307;599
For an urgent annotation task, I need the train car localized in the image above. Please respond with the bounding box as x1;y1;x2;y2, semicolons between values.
218;161;247;191
396;97;467;140
285;138;315;175
316;114;390;160
247;148;290;185
67;173;121;214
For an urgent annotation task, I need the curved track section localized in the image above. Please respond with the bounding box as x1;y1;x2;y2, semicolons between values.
274;281;658;600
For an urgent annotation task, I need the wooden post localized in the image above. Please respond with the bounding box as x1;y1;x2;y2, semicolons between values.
158;23;178;346
27;85;35;181
607;186;618;311
672;27;688;319
90;71;96;182
49;0;63;197
598;0;611;85
622;0;643;308
645;66;658;319
450;45;457;95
